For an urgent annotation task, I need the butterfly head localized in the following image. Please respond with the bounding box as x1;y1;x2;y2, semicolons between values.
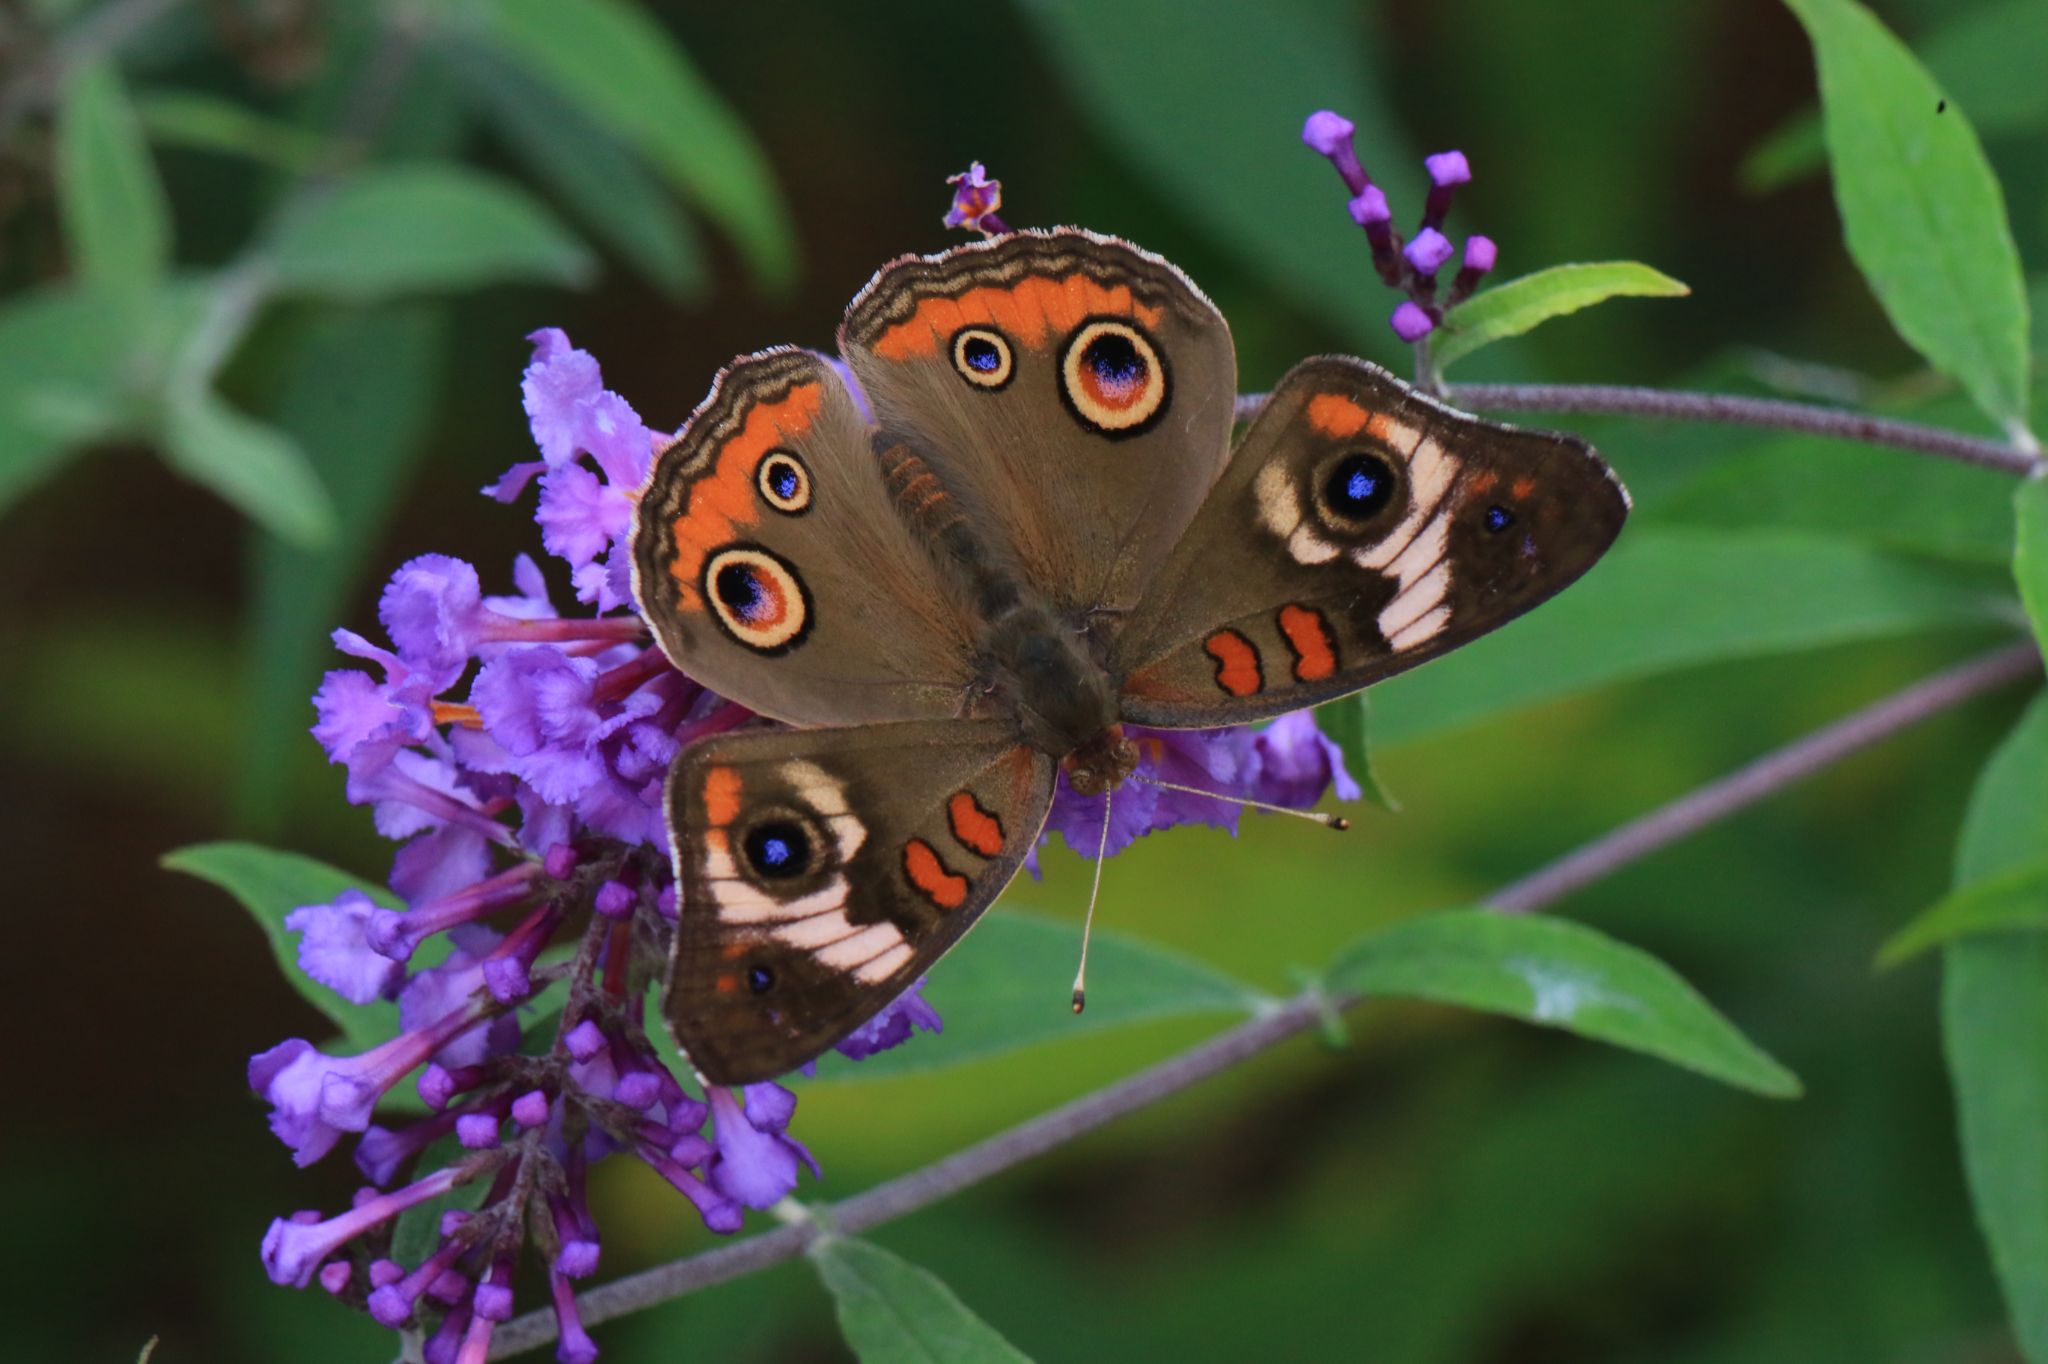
1062;726;1140;797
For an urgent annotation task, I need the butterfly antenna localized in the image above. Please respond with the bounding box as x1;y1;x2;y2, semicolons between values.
1137;777;1352;831
1071;788;1113;1015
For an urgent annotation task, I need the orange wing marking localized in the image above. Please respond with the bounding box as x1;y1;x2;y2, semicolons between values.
666;382;823;607
1203;630;1263;698
701;766;742;826
873;274;1166;360
1277;605;1338;682
903;838;970;910
947;791;1005;857
1307;393;1371;439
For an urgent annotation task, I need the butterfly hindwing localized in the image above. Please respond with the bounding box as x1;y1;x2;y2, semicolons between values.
630;348;980;728
838;228;1238;622
664;719;1056;1085
1112;356;1629;726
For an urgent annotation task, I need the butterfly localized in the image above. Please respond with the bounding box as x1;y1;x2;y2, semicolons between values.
629;228;1629;1084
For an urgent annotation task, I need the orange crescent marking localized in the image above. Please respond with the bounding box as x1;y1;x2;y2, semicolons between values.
904;838;969;910
701;766;742;827
872;274;1166;360
666;382;823;607
1277;605;1338;682
1469;470;1499;496
1511;475;1537;499
1203;630;1263;698
1308;393;1371;439
714;973;740;994
947;791;1005;858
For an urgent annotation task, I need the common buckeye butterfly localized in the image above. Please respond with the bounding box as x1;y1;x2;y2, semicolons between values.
630;229;1628;1083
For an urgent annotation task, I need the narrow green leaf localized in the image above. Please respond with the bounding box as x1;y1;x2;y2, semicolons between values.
1021;0;1413;357
1312;694;1398;811
1327;910;1801;1097
137;87;335;171
0;286;140;514
1435;262;1690;371
161;385;336;547
54;60;171;294
471;0;793;291
810;1237;1034;1364
1944;696;2048;1362
269;165;594;302
234;309;446;831
1741;0;2048;193
2017;476;2048;659
1370;528;2015;745
162;842;402;1050
781;911;1261;1083
1882;854;2048;967
392;1135;491;1265
450;45;706;301
1784;0;2032;436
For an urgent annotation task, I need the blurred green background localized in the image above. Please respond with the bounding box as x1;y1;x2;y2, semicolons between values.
4;0;2044;1359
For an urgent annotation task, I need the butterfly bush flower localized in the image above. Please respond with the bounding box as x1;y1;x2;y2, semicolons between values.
254;172;1360;1354
1301;112;1497;342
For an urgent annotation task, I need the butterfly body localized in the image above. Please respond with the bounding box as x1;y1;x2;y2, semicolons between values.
631;228;1629;1084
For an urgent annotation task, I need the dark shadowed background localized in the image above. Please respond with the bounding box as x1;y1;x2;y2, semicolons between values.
3;0;2043;1359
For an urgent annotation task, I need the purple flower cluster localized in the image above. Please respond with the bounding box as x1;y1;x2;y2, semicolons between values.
1302;111;1497;344
251;176;1360;1357
942;161;1009;236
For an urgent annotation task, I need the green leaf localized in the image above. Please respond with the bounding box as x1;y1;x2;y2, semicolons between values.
470;0;793;292
1370;528;2016;745
136;87;335;171
163;842;402;1051
2017;476;2048;660
1326;910;1801;1097
234;308;446;831
1021;0;1413;357
1741;0;2048;193
1312;694;1398;811
54;60;171;295
1783;0;2033;437
788;911;1263;1083
809;1236;1034;1364
450;44;706;301
1944;696;2048;1362
269;165;594;302
161;384;336;547
392;1135;491;1266
1882;854;2048;967
0;286;142;514
1434;262;1690;371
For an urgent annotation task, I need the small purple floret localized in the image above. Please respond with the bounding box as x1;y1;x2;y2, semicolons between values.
1463;235;1497;272
1347;186;1391;227
1391;301;1436;342
455;1113;500;1149
1405;228;1454;275
1425;150;1471;187
511;1089;551;1128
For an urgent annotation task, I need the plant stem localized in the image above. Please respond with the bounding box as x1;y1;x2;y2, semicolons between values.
1232;383;2042;476
479;638;2043;1361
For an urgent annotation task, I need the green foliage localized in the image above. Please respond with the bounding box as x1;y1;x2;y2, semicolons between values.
137;88;335;171
1314;694;1398;810
2018;477;2048;656
0;286;144;514
1326;910;1801;1097
809;1236;1034;1364
1944;698;2048;1363
268;165;594;302
1784;0;2033;437
55;60;171;297
466;0;796;292
1882;854;2048;965
160;384;335;548
162;842;403;1051
1434;262;1690;370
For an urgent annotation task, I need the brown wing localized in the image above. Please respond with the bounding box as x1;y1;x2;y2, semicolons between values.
838;228;1238;624
1111;356;1629;726
629;348;981;728
662;719;1055;1085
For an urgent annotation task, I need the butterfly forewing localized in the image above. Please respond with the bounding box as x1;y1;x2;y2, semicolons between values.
664;719;1056;1085
1111;356;1629;726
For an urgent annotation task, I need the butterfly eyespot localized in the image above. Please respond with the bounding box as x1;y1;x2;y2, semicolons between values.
742;819;812;878
703;545;812;654
755;450;812;514
950;327;1014;390
1059;318;1169;437
1483;504;1515;533
747;964;775;994
1316;451;1398;528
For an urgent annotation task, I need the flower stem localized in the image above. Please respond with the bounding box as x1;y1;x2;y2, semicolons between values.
475;638;2043;1362
1231;383;2043;476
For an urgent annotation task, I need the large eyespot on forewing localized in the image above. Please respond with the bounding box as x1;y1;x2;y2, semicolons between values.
702;544;813;654
949;326;1015;390
1058;317;1169;437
